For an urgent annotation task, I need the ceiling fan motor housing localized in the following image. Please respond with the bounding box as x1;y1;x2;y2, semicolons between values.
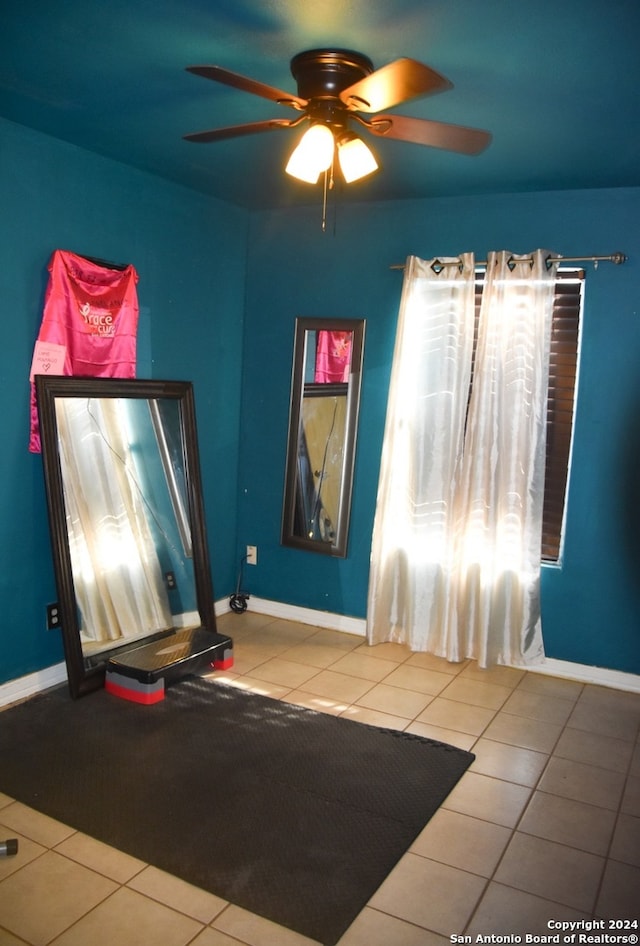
290;49;374;102
290;49;374;133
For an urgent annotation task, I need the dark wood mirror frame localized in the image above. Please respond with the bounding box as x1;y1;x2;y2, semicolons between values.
281;318;365;558
36;376;217;698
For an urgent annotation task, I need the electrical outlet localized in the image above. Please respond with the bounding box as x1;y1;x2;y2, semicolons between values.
46;602;60;630
246;545;257;566
165;571;177;590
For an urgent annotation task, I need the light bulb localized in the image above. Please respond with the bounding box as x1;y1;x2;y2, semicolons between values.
337;134;378;183
285;124;335;183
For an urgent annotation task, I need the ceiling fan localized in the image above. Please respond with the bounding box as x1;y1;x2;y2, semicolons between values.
183;49;492;185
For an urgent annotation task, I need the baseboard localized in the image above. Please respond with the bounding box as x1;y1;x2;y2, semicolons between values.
525;658;640;694
236;596;367;636
2;600;638;707
239;597;640;695
0;662;68;708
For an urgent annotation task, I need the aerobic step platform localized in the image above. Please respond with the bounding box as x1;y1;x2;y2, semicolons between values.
105;627;233;704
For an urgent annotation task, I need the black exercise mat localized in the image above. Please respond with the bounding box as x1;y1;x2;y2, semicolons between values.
0;677;474;945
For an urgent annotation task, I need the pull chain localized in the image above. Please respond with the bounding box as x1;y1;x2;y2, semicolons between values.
321;159;336;232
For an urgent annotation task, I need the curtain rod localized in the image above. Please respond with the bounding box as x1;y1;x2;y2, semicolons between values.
390;252;628;271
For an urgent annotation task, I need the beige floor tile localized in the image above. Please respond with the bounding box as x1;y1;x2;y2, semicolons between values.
516;672;583;702
439;677;513;710
595;858;640;918
337;906;449;945
127;865;227;923
357;683;433;719
203;669;241;686
280;690;347;714
54;832;146;884
0;792;14;809
567;700;639;742
213;903;320;945
554;726;634;773
442;771;532;827
214;676;292;700
405;652;461;675
328;651;398;682
0;931;32;945
416;697;496;736
459;663;525;688
0;850;117;946
470;738;548;787
189;926;256;946
0;825;46;880
519;791;616;855
404;720;477;751
381;665;452;696
410;808;511;876
501;689;575;725
235;638;301;661
493;832;604;913
481;711;563;753
218;648;276;675
279;640;344;669
355;640;411;663
216;611;276;636
538;757;626;810
255;618;319;646
50;885;203;946
0;802;75;848
368;852;485;936
577;683;640;714
306;629;362;652
339;705;410;730
608;812;640;867
299;669;374;704
248;657;320;689
467;883;589;937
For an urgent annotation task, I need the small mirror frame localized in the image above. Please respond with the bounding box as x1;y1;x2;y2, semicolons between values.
281;317;365;558
36;376;216;698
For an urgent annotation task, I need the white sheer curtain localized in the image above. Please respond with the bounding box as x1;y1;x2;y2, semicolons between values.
57;397;173;645
367;250;558;667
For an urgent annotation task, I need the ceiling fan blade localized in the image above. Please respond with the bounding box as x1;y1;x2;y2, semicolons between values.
341;58;452;113
184;118;298;144
186;65;307;109
364;114;492;155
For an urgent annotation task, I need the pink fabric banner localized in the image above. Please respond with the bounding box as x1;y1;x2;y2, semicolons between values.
314;330;352;383
29;250;139;452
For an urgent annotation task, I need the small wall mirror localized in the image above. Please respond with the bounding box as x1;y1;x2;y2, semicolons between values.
281;318;365;557
36;376;217;697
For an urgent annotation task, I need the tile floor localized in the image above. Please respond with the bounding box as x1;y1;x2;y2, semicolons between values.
1;610;639;945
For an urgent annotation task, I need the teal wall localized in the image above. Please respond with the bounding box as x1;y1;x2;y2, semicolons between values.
2;113;638;684
239;188;640;675
0;117;247;685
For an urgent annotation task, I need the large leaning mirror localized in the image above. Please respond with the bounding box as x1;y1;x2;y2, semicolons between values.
281;318;365;557
36;376;217;698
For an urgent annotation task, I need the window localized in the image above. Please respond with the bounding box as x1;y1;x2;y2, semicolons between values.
473;270;583;563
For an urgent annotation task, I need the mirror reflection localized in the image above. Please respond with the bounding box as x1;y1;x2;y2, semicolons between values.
282;318;365;557
36;377;216;697
55;395;195;661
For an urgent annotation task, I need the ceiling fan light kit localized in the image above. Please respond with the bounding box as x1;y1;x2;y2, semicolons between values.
285;125;378;185
184;47;492;189
337;133;379;183
285;123;335;184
